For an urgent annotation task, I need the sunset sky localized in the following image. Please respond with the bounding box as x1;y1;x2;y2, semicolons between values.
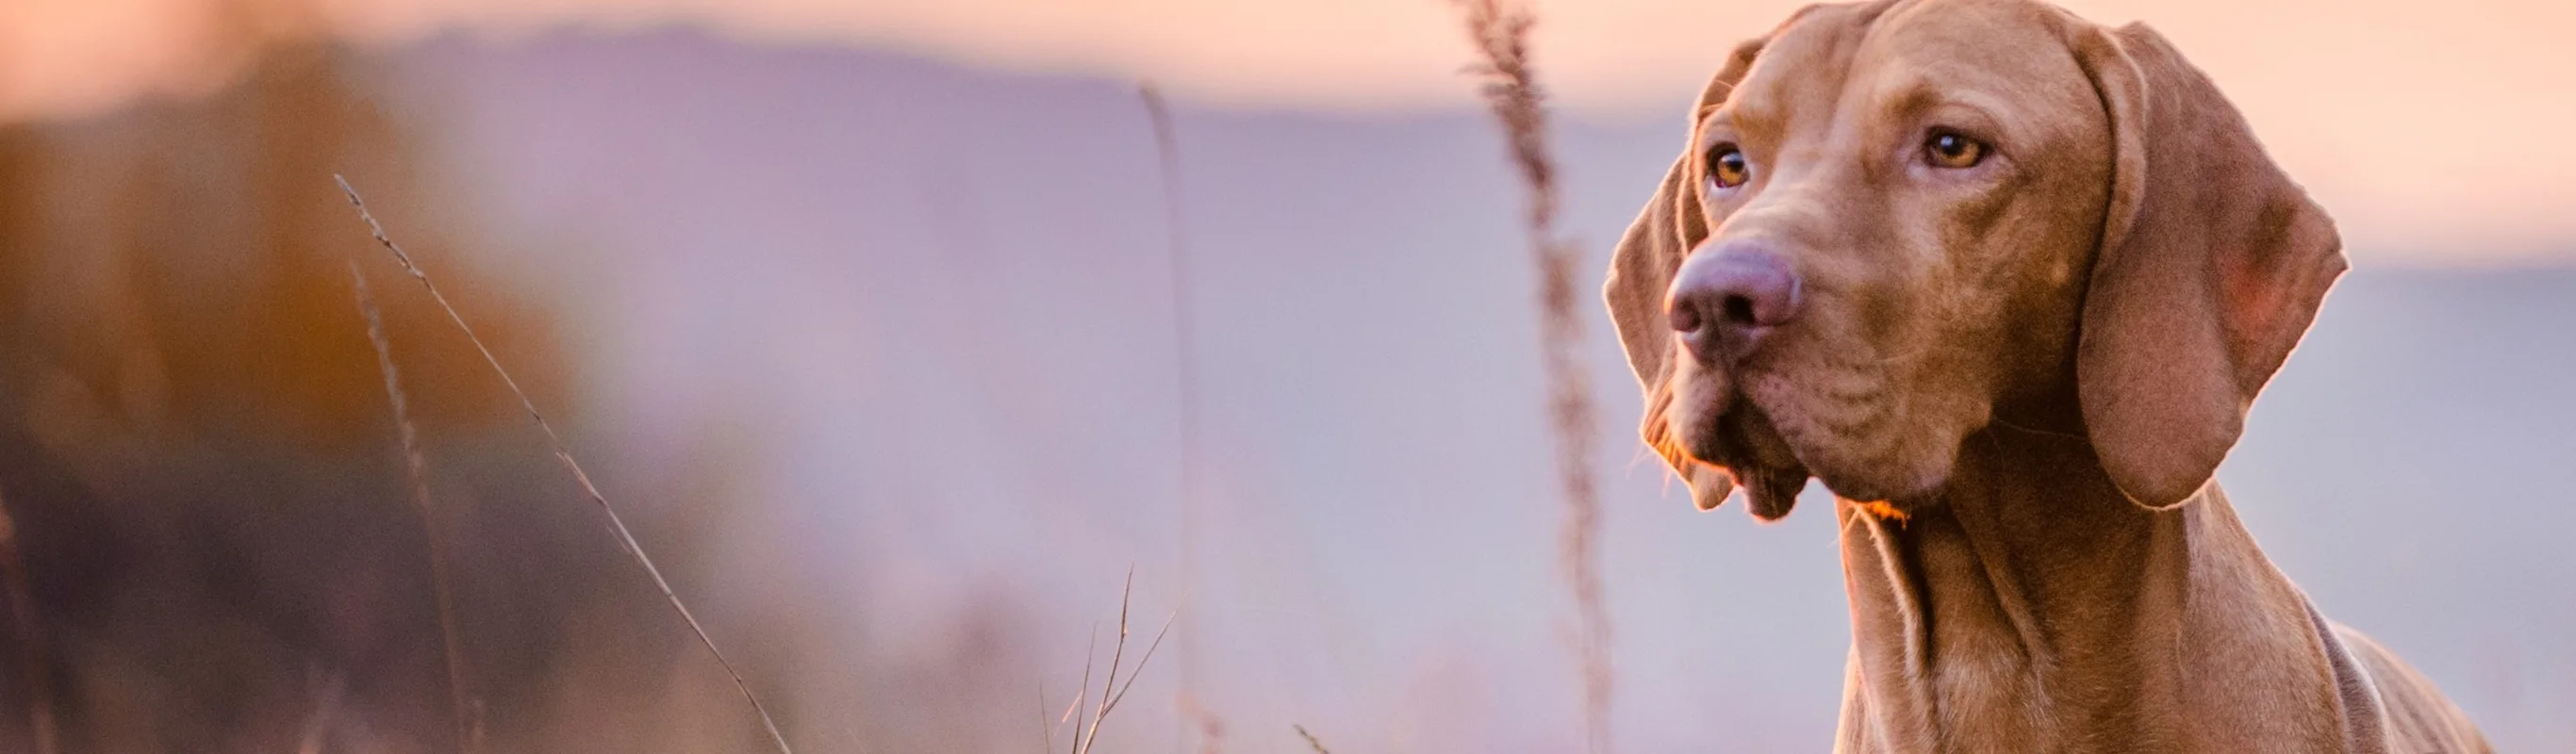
6;2;2572;749
4;0;2573;263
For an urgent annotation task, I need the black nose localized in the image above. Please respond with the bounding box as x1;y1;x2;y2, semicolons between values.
1666;245;1802;365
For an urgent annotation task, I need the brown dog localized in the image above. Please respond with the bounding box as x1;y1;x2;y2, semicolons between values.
1604;0;2491;750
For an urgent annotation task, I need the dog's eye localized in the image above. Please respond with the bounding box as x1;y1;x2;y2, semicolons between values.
1707;144;1750;188
1924;130;1987;169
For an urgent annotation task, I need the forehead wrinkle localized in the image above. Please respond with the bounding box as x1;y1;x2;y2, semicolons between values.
1844;4;2101;146
1863;0;2069;78
1859;77;2016;137
1722;3;1887;153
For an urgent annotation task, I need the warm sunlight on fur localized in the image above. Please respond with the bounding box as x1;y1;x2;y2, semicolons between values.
0;0;2560;750
1604;1;2488;749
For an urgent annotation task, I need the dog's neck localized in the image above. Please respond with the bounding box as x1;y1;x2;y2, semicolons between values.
1828;422;2358;752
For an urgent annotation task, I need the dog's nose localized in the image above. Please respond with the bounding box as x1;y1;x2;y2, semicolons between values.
1667;246;1802;365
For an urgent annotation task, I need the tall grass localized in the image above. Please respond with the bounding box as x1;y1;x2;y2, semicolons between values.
1293;724;1332;754
348;260;482;754
1454;1;1615;751
334;176;793;754
1044;570;1175;754
1140;82;1229;754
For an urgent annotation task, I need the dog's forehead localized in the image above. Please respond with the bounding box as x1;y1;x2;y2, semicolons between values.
1726;0;2088;123
1720;1;2081;104
1723;4;1878;120
1862;0;2084;83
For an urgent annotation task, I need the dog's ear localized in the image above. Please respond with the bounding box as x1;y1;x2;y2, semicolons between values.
1605;38;1765;512
2069;24;2347;510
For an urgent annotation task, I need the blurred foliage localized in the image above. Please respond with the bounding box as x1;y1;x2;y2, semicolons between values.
0;35;585;752
0;16;1050;747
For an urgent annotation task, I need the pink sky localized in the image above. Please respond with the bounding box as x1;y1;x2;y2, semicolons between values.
6;0;2570;263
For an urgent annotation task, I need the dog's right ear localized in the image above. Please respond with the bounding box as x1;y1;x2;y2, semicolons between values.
2067;24;2347;510
1604;38;1765;512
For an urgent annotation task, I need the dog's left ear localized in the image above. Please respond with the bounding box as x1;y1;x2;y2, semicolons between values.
1604;38;1766;512
2069;23;2348;509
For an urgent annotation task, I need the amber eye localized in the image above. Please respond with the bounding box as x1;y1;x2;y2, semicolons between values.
1707;144;1750;188
1924;130;1987;169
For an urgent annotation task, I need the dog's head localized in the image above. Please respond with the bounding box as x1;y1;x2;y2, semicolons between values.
1606;0;2344;519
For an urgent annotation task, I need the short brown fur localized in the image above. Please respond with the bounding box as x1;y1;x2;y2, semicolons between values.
1603;0;2491;750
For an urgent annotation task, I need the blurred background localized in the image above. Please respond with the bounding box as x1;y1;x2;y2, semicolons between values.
0;0;2570;751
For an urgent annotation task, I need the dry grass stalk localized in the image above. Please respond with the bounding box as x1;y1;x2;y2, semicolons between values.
1039;682;1057;752
0;486;57;754
333;175;794;754
1061;570;1176;754
1139;82;1225;754
348;261;483;754
1058;624;1098;751
1453;2;1614;751
1293;724;1331;754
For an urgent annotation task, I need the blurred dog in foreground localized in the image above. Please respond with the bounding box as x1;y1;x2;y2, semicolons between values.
1605;0;2490;750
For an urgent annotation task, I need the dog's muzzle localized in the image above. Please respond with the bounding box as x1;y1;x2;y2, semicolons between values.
1666;244;1813;518
1667;243;1802;369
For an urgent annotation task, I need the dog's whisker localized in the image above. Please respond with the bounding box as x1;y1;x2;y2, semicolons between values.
1988;417;2087;443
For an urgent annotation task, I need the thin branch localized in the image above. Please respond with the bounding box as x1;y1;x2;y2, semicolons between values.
333;175;793;754
349;261;481;754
